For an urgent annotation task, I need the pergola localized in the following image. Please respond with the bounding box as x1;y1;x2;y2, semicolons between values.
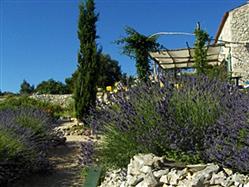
149;44;224;70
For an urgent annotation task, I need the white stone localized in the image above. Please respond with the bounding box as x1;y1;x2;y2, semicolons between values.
135;171;157;187
191;164;219;186
153;169;170;178
140;166;152;174
167;169;180;185
231;173;246;184
187;164;207;173
244;182;249;187
126;175;143;186
160;175;169;184
224;168;233;176
210;171;226;185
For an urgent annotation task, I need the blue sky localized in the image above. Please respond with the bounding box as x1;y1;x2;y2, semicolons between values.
0;0;247;92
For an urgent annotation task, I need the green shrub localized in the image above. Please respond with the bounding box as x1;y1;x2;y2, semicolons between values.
0;107;56;185
0;96;63;118
90;75;230;169
91;83;167;168
16;116;45;135
169;89;219;128
0;130;25;158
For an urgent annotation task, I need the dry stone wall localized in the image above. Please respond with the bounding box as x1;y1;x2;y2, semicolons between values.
99;154;249;187
230;4;249;81
30;94;73;108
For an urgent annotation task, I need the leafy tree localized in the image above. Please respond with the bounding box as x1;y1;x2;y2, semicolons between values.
193;23;210;75
66;54;122;92
97;54;122;88
65;70;78;94
35;79;69;94
20;80;34;95
116;27;159;81
74;0;99;120
120;73;136;87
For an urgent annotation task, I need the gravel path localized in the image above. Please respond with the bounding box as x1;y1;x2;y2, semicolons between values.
13;121;88;187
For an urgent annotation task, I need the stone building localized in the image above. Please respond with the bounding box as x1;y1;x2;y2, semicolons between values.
215;3;249;84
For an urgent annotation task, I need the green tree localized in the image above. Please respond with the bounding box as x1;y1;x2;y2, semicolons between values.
74;0;99;121
65;70;78;94
116;27;159;81
120;73;135;87
35;79;69;94
20;80;34;95
194;23;227;79
97;54;122;88
66;54;122;92
193;23;210;75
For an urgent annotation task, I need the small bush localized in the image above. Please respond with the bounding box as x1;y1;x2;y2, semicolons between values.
0;107;56;185
90;81;171;168
166;76;224;160
203;88;249;173
0;130;25;158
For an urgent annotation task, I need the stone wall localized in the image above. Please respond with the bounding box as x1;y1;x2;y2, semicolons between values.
30;94;73;108
230;4;249;81
100;154;249;187
30;92;110;108
218;4;249;83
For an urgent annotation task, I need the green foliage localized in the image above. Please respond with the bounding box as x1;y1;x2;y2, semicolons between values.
116;27;159;81
0;130;25;158
99;125;141;168
0;96;63;118
66;54;122;92
206;63;228;81
98;54;122;88
193;23;210;75
65;70;78;94
120;73;136;87
0;107;57;184
35;79;69;94
74;0;99;120
20;80;34;95
96;86;165;168
16;116;45;135
60;98;76;117
169;89;219;128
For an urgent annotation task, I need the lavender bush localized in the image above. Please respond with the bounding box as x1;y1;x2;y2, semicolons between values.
0;107;56;185
89;80;174;168
78;140;95;167
90;74;249;173
203;87;249;173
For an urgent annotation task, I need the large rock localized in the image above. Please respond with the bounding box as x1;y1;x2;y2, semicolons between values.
191;164;220;186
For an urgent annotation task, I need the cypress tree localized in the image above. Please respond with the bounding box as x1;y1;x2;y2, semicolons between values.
74;0;99;121
194;23;210;75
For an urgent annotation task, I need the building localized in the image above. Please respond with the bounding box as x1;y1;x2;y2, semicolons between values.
215;3;249;84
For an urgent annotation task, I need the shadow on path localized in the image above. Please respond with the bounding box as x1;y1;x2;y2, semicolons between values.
13;141;84;187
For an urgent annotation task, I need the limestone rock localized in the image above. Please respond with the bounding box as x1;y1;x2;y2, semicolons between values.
98;154;249;187
210;171;226;185
153;169;170;178
191;164;219;186
135;171;157;187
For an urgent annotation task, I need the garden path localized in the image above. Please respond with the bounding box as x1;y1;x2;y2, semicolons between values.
14;121;90;187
